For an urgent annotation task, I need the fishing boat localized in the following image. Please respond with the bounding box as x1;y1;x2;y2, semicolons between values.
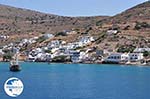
9;48;21;72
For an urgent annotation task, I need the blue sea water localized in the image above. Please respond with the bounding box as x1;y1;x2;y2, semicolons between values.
0;62;150;99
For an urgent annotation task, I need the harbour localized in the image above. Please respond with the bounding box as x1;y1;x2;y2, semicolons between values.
0;62;150;99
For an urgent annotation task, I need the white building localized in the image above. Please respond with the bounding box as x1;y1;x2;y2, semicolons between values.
105;53;144;63
105;53;129;63
36;53;51;62
26;55;37;62
66;31;77;34
106;30;118;35
129;53;144;62
0;49;4;55
43;33;54;39
70;51;81;63
134;48;150;53
0;35;9;40
79;52;89;61
66;42;80;50
47;40;61;49
79;36;95;45
19;38;37;47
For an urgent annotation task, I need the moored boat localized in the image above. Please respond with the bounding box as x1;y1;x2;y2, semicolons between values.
9;48;21;72
10;61;21;72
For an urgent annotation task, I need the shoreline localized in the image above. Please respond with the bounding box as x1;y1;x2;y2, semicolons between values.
0;61;150;67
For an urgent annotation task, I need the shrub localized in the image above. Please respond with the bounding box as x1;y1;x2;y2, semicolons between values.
55;32;67;37
52;55;71;62
45;50;51;53
36;36;45;43
3;53;13;61
143;51;150;57
117;45;136;53
96;20;103;26
124;25;130;30
134;22;150;30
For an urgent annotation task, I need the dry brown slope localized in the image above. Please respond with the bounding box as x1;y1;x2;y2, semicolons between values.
0;4;108;35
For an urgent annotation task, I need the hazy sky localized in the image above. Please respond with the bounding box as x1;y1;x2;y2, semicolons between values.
0;0;147;16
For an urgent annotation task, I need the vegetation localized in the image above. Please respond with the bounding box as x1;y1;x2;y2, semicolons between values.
124;25;130;30
134;22;150;30
117;45;136;53
96;20;103;27
55;32;67;37
143;51;150;57
85;27;92;33
95;32;107;44
45;50;51;53
52;55;71;62
36;36;45;43
109;25;120;30
3;53;13;61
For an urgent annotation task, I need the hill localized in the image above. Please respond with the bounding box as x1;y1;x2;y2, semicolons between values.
104;1;150;24
0;4;108;44
0;1;150;51
92;1;150;52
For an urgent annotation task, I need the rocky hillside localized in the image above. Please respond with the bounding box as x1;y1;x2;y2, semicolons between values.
0;1;150;50
104;1;150;24
0;4;108;39
92;1;150;52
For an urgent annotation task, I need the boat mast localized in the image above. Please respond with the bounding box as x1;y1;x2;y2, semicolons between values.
16;52;18;65
16;48;19;65
13;47;19;65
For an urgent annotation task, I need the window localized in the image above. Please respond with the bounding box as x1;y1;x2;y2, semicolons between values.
135;57;138;59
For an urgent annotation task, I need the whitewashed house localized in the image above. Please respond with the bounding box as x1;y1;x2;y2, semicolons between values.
66;42;80;50
79;36;95;45
134;48;150;53
70;51;89;63
51;48;59;53
105;52;144;63
70;51;81;63
106;30;118;35
22;39;28;43
129;53;144;62
34;48;43;53
26;54;37;62
19;38;37;47
105;53;129;63
47;40;61;49
43;33;54;39
66;31;77;35
66;43;74;50
29;38;36;44
77;42;83;47
79;52;89;61
36;53;51;62
33;36;39;40
0;35;9;40
0;49;4;55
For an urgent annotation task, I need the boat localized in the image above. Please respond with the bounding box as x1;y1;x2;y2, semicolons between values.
10;61;21;72
9;48;21;72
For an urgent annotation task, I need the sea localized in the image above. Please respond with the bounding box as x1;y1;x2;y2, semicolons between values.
0;62;150;99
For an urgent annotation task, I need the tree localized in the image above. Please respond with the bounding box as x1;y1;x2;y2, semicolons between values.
52;55;71;62
3;53;13;61
143;51;150;57
55;32;67;37
134;22;150;30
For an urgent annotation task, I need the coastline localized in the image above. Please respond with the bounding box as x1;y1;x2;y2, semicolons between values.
0;61;149;67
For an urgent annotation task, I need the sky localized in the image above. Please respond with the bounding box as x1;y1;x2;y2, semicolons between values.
0;0;147;17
